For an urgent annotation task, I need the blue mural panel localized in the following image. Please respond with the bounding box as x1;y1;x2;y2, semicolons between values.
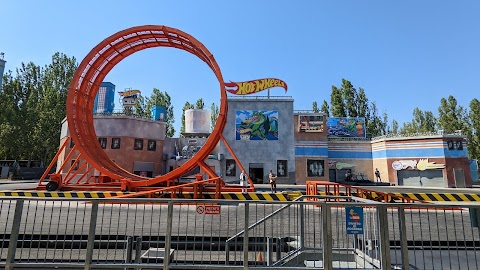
327;117;366;138
236;110;278;140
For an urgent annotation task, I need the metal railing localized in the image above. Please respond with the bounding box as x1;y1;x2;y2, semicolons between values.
0;197;478;269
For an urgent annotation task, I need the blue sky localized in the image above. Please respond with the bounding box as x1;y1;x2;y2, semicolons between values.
1;1;479;135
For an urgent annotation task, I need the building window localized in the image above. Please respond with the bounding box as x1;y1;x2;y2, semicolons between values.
226;159;236;176
111;138;121;149
148;140;157;151
71;160;79;170
456;141;463;150
447;140;454;150
98;138;107;149
134;138;144;150
307;159;324;177
70;139;75;148
277;160;288;177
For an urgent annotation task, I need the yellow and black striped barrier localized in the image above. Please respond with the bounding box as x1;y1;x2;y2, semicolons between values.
316;191;480;202
390;192;480;202
0;191;128;198
1;190;477;202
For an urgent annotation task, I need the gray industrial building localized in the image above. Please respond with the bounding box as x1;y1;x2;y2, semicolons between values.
218;97;295;184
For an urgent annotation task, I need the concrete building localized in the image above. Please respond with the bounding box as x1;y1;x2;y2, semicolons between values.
218;97;295;184
58;93;474;188
59;115;166;178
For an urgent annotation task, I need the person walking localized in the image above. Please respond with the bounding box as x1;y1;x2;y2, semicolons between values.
239;170;249;193
268;170;277;193
375;168;381;182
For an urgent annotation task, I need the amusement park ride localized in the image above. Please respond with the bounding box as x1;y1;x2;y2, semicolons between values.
37;25;283;198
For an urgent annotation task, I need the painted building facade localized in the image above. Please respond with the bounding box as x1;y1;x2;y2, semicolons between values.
59;116;166;178
218;97;295;184
58;95;474;188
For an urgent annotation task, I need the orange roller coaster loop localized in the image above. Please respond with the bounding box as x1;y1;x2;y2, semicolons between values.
66;25;228;189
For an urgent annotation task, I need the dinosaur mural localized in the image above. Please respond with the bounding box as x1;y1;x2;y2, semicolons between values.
236;110;279;140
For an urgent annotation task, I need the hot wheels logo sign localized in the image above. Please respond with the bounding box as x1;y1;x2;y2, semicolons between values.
225;78;287;95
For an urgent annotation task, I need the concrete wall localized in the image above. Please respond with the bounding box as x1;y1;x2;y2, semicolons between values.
219;98;295;184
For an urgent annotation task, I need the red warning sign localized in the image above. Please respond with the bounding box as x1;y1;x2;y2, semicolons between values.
196;205;221;215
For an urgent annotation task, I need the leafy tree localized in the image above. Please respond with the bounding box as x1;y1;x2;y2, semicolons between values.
34;53;77;162
423;111;437;132
195;98;204;109
366;101;385;137
320;100;330;117
145;88;175;137
356;87;369;118
468;98;480;159
312;101;319;113
330;85;345;117
341;79;357;117
400;108;437;134
391;119;399;134
210;102;219;131
437;96;468;134
0;52;77;164
133;94;147;117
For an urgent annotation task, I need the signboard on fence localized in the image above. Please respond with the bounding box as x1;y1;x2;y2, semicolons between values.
196;205;221;215
346;206;364;234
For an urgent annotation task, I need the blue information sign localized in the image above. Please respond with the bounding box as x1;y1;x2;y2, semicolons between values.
346;206;364;234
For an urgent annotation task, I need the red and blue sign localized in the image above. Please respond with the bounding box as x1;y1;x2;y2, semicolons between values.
346;206;364;234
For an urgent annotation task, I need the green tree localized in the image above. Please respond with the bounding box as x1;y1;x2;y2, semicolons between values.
367;101;385;137
35;53;77;163
134;94;147;117
210;102;219;131
391;119;399;134
320;100;330;117
437;96;468;134
341;79;357;117
330;85;345;117
195;98;204;109
356;87;369;118
468;98;480;159
400;108;437;134
0;52;77;164
0;71;22;159
312;101;319;113
145;88;175;137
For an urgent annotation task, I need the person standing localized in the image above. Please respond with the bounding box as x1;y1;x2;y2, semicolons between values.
375;168;381;182
239;170;248;193
268;170;277;193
